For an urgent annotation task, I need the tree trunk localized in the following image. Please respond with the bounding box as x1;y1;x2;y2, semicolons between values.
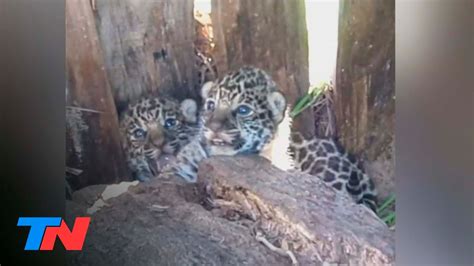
335;0;395;198
211;0;314;137
94;0;196;112
66;0;129;189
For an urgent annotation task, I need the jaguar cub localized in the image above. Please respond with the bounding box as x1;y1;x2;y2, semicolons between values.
160;66;287;182
162;66;378;211
119;96;198;182
290;133;377;211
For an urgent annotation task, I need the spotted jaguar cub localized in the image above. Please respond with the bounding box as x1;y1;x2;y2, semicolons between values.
162;66;377;211
160;66;287;181
120;96;198;182
290;133;377;211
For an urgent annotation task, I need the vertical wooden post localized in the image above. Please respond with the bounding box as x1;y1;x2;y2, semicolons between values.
211;0;314;137
335;0;395;198
66;0;129;189
94;0;196;112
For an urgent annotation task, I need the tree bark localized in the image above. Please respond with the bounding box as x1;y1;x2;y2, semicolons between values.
94;0;196;112
335;0;395;198
66;0;129;189
67;156;394;265
211;0;314;137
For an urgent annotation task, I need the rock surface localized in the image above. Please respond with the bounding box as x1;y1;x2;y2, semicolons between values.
67;156;394;265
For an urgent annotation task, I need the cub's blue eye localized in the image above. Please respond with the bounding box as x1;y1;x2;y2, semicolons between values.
206;100;215;111
164;118;177;129
133;129;146;138
237;105;252;115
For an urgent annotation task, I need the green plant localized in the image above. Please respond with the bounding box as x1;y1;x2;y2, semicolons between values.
290;82;328;118
377;194;396;227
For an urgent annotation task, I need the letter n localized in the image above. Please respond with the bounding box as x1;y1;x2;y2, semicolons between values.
40;217;90;250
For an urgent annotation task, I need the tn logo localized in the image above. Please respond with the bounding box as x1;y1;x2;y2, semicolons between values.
17;217;90;251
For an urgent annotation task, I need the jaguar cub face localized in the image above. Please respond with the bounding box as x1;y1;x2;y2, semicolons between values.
121;97;197;157
200;66;287;156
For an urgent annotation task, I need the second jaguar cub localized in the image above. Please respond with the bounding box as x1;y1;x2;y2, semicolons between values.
119;96;198;182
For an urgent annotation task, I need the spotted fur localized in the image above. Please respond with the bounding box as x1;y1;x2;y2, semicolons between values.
119;96;198;182
161;66;286;180
162;66;378;212
290;132;378;211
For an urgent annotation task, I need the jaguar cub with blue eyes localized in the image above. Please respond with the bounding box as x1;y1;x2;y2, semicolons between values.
119;96;198;182
160;66;288;182
161;66;378;212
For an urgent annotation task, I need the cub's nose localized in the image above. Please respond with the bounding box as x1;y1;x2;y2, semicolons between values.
150;134;164;147
207;121;223;132
206;110;228;132
147;123;165;147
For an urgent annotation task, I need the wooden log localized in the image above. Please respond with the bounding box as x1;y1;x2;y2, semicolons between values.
94;0;196;112
67;155;394;265
211;0;314;137
199;156;395;265
66;180;292;265
66;0;129;189
334;0;395;198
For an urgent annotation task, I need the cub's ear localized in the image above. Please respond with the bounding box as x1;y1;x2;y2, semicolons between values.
201;81;215;99
180;99;198;123
267;91;287;123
